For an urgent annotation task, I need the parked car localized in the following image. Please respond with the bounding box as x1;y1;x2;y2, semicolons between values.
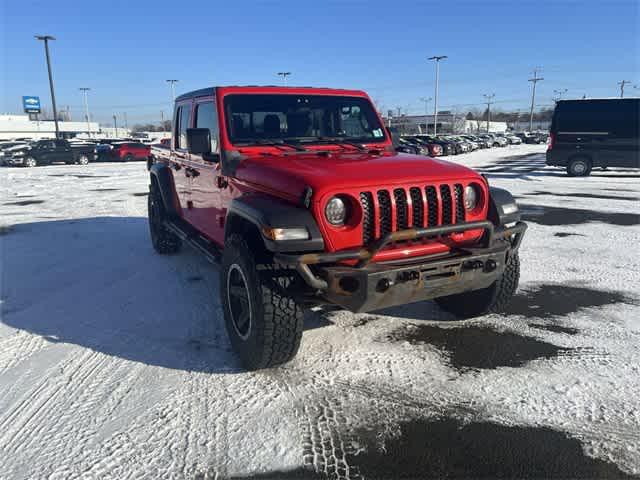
546;98;640;176
0;141;29;165
3;139;95;167
504;134;522;145
111;142;151;162
395;137;421;155
515;132;543;144
462;135;489;148
147;85;527;370
404;136;443;156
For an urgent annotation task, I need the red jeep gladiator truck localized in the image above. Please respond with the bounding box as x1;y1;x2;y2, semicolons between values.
148;86;526;370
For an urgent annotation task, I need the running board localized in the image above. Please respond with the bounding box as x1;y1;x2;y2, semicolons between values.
163;220;221;264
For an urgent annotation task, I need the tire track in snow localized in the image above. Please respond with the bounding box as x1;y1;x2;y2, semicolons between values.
0;331;50;375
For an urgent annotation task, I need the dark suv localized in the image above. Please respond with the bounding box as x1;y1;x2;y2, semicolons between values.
148;86;526;370
547;98;640;176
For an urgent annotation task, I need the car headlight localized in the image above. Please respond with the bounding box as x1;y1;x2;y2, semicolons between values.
325;196;347;225
464;185;480;211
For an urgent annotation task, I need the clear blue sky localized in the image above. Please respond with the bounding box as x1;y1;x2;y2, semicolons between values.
1;0;638;126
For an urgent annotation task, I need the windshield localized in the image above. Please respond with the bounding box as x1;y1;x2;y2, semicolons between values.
224;94;386;146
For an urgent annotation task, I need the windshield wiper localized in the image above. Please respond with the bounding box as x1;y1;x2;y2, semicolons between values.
310;137;368;152
243;139;309;152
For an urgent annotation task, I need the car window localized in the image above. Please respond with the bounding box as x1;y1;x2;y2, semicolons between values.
54;140;67;147
195;101;220;153
175;104;191;150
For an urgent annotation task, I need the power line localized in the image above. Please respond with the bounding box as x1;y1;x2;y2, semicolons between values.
618;80;631;98
483;93;495;133
528;67;544;131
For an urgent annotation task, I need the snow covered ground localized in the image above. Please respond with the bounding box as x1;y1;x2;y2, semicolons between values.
1;145;639;479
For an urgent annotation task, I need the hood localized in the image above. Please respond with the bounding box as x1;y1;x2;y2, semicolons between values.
235;150;482;200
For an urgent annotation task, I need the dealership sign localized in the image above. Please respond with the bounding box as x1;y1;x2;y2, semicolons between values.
22;96;41;114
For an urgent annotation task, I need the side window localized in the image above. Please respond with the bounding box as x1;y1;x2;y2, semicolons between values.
54;140;67;148
175;104;191;150
195;101;219;153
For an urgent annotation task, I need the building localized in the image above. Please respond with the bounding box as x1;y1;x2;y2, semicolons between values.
386;113;507;135
0;114;101;140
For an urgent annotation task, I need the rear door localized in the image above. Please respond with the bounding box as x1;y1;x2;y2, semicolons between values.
54;140;72;163
609;99;640;168
171;101;193;214
189;96;225;245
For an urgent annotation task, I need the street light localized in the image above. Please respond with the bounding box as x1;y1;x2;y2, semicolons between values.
79;88;91;137
483;94;495;133
166;79;179;102
277;72;292;86
113;114;118;138
419;97;432;134
428;55;447;136
35;35;60;138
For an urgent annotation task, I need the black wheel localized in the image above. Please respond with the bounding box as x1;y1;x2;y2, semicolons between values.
221;234;303;370
566;157;592;177
436;252;520;318
124;154;134;162
148;183;181;254
24;157;37;167
76;154;89;165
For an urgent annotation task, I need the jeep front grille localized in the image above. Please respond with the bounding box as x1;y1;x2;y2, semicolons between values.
360;183;466;244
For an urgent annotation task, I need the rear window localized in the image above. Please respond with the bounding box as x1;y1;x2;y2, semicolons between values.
554;99;639;136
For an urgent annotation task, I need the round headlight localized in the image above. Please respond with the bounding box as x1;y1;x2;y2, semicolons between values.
325;196;347;225
464;185;479;211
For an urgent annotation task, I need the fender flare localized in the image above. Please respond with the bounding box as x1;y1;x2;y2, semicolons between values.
149;163;181;218
488;187;520;226
226;194;324;252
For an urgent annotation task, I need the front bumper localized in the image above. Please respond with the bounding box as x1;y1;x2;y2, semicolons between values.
276;220;527;313
4;156;25;166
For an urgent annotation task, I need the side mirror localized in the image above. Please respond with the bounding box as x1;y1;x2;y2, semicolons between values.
186;128;211;155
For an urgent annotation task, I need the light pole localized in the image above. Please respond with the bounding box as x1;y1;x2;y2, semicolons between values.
277;72;291;86
419;97;432;134
166;79;179;102
161;110;165;130
428;55;447;136
79;88;91;137
113;114;118;138
35;35;60;138
528;67;544;132
483;94;495;133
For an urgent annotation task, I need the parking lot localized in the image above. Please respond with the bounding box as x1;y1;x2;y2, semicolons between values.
1;144;639;479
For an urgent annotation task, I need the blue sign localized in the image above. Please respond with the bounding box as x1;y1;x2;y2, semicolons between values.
22;96;41;114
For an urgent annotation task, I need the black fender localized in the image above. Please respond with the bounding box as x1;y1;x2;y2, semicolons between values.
488;187;520;226
149;163;181;218
226;194;324;252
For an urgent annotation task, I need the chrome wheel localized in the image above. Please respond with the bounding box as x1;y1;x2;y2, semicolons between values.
77;154;89;165
227;264;252;340
25;157;37;167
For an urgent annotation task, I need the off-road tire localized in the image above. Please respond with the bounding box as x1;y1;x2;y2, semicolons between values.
148;183;181;254
124;154;134;162
24;157;37;168
76;154;90;165
221;234;304;370
567;157;592;177
436;252;520;318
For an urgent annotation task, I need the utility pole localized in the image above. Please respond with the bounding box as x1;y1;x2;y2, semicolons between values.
166;79;179;102
419;97;432;134
428;55;447;136
161;110;165;130
528;67;544;132
79;88;91;137
483;94;495;133
618;80;631;98
553;88;568;102
35;35;60;138
123;112;128;130
277;71;291;86
113;114;118;138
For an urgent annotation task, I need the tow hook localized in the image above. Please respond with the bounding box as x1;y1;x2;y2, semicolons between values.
463;260;484;271
484;259;497;272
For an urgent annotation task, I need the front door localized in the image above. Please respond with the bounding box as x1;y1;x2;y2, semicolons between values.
171;101;193;215
188;98;225;246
